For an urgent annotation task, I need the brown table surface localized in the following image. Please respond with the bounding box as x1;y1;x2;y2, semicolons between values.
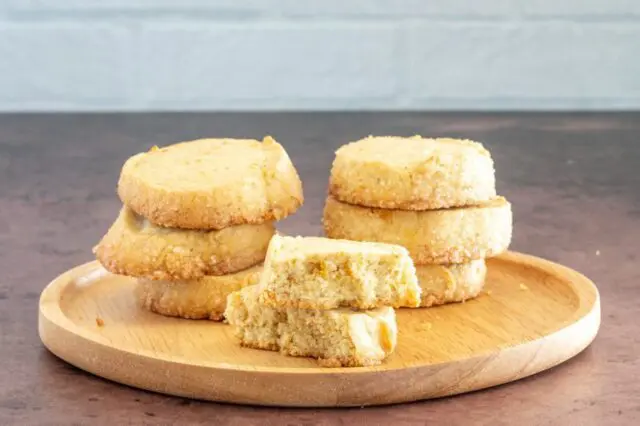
1;113;638;425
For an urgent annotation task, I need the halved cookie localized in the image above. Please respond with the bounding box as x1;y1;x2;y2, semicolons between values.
323;195;512;264
136;264;263;321
329;135;495;210
94;206;274;280
416;260;487;307
257;235;421;310
117;136;303;230
225;285;397;367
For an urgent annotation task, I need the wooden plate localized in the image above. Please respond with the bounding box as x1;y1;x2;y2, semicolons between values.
38;252;600;407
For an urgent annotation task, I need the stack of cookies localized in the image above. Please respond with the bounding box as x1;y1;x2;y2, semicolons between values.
94;136;304;320
225;234;421;367
323;135;513;307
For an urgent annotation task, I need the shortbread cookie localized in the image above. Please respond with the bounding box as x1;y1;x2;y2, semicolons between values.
416;260;487;307
225;285;397;367
94;206;274;280
323;195;512;264
329;135;496;210
136;264;263;321
118;136;304;230
257;235;421;310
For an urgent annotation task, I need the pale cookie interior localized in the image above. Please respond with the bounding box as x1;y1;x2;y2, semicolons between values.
257;235;421;309
225;285;398;367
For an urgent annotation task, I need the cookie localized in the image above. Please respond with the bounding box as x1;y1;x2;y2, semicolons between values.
136;264;263;321
329;135;496;210
257;235;420;310
225;285;397;367
94;206;274;280
416;260;486;307
323;195;512;264
117;136;303;230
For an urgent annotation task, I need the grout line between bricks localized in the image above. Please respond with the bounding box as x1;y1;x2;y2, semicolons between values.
4;8;640;25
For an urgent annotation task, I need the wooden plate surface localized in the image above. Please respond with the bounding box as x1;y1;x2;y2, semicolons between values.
39;252;600;407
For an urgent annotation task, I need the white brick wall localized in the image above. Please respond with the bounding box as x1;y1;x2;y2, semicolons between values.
1;1;638;111
133;23;398;110
406;23;640;109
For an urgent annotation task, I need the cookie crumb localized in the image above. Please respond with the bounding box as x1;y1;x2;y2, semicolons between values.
419;322;433;331
318;358;342;368
486;290;493;296
96;317;105;327
519;283;528;290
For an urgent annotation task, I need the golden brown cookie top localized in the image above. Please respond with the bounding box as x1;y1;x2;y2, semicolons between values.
117;136;303;229
123;137;285;192
330;135;495;210
335;135;490;166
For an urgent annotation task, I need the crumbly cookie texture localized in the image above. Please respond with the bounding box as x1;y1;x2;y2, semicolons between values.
136;264;263;321
94;206;274;280
225;285;398;367
329;135;496;210
257;235;421;310
323;195;512;264
415;260;487;307
117;136;304;230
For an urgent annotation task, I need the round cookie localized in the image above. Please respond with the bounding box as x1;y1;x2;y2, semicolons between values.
323;195;512;264
136;264;263;321
94;206;274;280
118;136;303;230
415;260;486;307
329;135;496;210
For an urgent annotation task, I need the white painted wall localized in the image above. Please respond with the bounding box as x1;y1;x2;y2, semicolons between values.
1;1;638;111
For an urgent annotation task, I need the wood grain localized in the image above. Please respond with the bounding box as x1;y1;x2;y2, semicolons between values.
38;251;600;407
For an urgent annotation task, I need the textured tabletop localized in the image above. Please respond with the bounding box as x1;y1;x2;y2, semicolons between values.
1;113;638;425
